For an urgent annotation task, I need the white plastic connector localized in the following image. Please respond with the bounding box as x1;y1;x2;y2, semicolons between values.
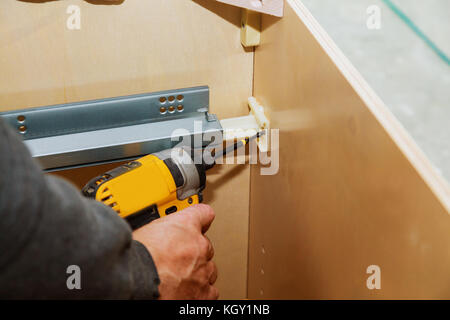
220;115;259;141
248;97;269;130
219;97;270;152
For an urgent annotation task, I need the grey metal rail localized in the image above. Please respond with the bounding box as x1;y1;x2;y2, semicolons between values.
0;86;223;171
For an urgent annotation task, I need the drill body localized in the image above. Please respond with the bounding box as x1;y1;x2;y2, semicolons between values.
82;147;208;230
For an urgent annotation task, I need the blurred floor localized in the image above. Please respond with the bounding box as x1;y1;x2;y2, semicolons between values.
301;0;450;183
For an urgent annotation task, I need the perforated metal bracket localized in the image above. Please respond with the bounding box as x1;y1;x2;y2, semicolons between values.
0;86;223;171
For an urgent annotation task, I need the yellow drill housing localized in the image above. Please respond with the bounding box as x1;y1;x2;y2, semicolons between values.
82;153;201;229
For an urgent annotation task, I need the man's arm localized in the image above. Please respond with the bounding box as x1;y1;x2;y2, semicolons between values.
0;118;159;299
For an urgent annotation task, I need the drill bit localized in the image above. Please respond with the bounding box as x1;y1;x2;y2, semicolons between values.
214;131;266;160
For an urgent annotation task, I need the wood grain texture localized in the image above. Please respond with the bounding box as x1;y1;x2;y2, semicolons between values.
0;0;253;119
0;0;253;299
216;0;284;17
203;164;251;299
248;0;450;299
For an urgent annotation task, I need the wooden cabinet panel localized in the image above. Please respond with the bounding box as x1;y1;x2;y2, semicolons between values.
1;0;253;300
248;0;450;299
2;0;449;300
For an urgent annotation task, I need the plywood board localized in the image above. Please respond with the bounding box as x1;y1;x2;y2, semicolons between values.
0;0;253;299
248;0;450;299
216;0;284;17
0;0;252;119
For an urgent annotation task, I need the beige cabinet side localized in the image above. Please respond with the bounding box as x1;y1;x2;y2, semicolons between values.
0;0;253;299
248;0;450;299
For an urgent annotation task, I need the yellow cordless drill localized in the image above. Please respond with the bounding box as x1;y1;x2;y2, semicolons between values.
82;132;263;230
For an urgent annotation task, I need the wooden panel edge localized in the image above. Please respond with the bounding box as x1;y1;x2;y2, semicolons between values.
288;0;449;211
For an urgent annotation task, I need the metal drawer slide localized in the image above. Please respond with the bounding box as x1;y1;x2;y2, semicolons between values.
1;86;222;171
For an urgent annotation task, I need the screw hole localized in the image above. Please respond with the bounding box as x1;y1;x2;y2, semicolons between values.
160;107;167;114
177;94;184;101
18;125;27;134
168;106;175;113
159;97;167;103
168;96;175;102
177;105;184;112
17;115;26;123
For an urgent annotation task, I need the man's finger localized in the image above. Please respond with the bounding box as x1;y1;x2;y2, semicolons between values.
182;204;215;233
205;236;214;260
207;260;218;285
207;286;219;300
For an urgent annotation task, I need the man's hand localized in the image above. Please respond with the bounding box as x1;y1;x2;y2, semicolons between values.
133;204;219;300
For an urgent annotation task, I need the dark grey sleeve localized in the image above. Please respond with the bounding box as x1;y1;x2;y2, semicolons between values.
0;118;160;299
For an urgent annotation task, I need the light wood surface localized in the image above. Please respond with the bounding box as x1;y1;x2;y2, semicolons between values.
248;0;450;299
0;0;252;299
3;0;449;300
0;0;252;119
216;0;284;17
